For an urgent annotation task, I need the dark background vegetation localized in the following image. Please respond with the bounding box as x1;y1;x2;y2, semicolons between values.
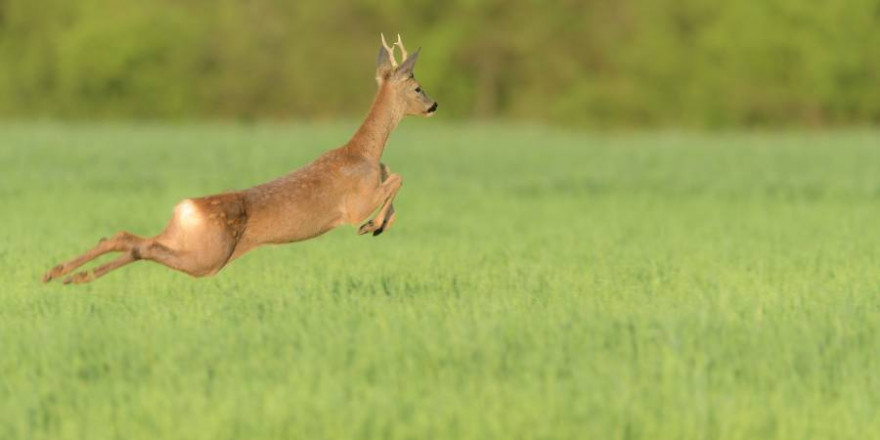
1;0;879;128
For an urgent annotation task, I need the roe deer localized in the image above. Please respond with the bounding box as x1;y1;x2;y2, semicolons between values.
43;34;437;285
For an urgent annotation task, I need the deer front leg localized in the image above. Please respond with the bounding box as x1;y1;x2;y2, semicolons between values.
375;203;396;236
358;172;402;236
373;162;397;236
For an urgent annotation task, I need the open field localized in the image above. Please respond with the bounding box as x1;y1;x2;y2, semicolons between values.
1;123;879;439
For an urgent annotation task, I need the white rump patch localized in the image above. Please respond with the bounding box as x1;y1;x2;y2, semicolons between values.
175;199;203;227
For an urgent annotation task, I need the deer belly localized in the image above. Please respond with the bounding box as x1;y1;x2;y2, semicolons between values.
243;204;342;245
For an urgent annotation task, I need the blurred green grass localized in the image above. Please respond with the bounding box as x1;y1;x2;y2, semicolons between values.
1;123;880;439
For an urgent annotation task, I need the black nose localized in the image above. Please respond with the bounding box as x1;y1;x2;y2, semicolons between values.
427;102;438;113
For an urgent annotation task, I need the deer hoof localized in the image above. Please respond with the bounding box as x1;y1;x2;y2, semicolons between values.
373;213;396;236
63;271;93;285
358;220;376;235
43;265;64;283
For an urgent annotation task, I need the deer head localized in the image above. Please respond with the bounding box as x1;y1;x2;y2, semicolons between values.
376;34;438;117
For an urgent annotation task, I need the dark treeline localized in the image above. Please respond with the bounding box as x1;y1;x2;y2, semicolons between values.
1;0;878;128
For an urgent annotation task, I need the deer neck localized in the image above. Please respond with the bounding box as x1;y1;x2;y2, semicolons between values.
347;85;403;161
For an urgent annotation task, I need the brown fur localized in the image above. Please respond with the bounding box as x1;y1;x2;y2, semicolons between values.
43;36;437;285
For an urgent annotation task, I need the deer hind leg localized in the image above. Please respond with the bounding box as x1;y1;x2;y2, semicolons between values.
47;197;244;285
358;168;402;236
63;252;138;285
43;231;145;282
62;240;196;285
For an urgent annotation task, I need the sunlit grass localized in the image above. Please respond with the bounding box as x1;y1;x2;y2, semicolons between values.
2;123;879;440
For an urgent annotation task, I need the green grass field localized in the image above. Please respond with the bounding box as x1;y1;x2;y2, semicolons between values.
2;123;879;440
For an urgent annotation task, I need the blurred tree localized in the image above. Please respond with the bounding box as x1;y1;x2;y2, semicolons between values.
0;0;877;127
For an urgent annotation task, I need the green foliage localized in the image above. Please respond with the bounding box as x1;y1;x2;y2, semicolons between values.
2;123;880;438
0;0;879;126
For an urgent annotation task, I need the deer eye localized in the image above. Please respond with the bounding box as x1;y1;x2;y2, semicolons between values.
415;87;422;93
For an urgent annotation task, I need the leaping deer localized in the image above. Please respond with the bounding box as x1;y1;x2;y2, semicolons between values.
43;34;437;285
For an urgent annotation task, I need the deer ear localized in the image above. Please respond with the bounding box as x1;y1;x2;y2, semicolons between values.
394;48;420;79
376;45;395;80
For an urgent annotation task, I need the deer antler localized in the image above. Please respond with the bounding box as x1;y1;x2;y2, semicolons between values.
394;34;408;62
380;33;399;68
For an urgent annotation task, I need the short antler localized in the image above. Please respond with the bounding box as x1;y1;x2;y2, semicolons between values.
394;34;408;62
380;33;399;68
381;33;412;68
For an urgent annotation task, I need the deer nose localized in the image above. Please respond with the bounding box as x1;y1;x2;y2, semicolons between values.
427;102;438;113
